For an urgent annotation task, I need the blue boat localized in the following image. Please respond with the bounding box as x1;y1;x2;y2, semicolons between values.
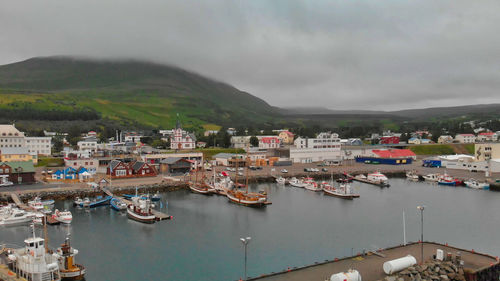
110;198;127;211
151;192;161;202
122;194;148;200
437;180;457;186
79;196;112;208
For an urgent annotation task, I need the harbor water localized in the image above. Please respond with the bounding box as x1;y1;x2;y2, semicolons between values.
2;179;500;281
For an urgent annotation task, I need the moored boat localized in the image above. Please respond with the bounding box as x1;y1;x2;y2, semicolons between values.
56;235;86;280
367;172;389;186
151;192;161;201
437;173;462;186
127;196;156;223
423;173;440;182
464;179;489;190
289;177;306;188
6;225;61;281
52;209;73;224
323;183;360;199
189;181;216;195
489;179;500;192
406;170;419;181
304;180;322;192
276;176;286;185
79;196;112;208
0;207;36;226
110;198;127;211
226;189;267;207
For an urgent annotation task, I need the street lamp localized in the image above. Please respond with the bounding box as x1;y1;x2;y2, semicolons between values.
417;205;425;264
240;237;251;280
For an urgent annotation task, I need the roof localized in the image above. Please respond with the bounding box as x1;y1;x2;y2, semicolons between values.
0;147;29;155
109;160;123;170
213;153;235;159
458;134;475;137
261;137;280;143
0;125;24;137
131;161;145;172
280;131;294;137
0;161;35;173
479;132;494;136
408;137;419;141
372;149;416;158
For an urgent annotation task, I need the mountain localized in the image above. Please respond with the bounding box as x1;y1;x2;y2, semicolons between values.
0;56;277;129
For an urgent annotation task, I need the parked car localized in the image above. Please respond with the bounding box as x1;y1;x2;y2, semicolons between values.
311;168;319;172
257;166;263;170
238;167;244;171
238;172;244;176
281;169;288;173
304;168;311;172
321;168;328;172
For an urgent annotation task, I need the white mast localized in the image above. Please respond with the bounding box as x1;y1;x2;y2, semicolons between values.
403;209;407;246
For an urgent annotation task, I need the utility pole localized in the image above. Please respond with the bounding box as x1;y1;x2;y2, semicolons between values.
417;205;425;264
240;237;251;280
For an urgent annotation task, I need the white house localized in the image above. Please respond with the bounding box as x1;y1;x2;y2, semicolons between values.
0;125;25;148
25;137;52;156
257;136;281;149
123;132;144;143
77;140;98;152
231;136;251;149
477;132;495;142
170;120;196;150
437;135;453;144
290;132;341;163
408;138;421;144
455;134;476;144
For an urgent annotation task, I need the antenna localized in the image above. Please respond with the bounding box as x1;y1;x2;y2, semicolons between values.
403;209;407;246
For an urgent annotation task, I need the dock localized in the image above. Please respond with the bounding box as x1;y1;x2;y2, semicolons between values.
9;193;33;211
248;242;499;281
102;188;171;221
350;174;390;187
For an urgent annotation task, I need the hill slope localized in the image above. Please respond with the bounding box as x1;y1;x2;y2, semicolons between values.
0;56;277;128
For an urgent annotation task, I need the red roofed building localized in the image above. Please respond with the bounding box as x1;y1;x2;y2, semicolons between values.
258;136;281;149
477;132;494;142
372;149;417;160
279;131;295;144
380;136;400;144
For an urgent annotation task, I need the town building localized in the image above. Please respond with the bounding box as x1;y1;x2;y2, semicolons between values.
159;157;193;174
0;125;25;148
0;147;37;164
77;140;98;152
437;135;454;144
0;161;36;184
170;120;196;150
477;132;495;142
231;136;251;149
290;132;342;163
64;158;99;174
196;141;207;148
141;152;203;168
25;137;52;156
408;138;421;144
355;149;416;165
107;160;156;178
130;161;157;177
204;130;219;137
380;136;400;144
474;143;500;162
455;134;476;144
213;153;239;166
258;136;281;149
122;132;144;143
278;131;295;145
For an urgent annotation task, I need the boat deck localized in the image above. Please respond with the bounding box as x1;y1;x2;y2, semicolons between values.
103;188;171;221
248;242;499;281
0;264;27;281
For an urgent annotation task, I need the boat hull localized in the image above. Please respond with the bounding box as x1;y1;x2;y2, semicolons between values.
323;189;359;199
60;267;86;280
189;185;215;195
226;192;266;207
127;208;156;224
437;181;457;186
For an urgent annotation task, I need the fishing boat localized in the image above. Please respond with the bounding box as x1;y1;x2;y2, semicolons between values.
367;172;389;185
73;197;83;206
79;196;112;208
423;173;440;182
289;177;306;187
189;167;216;195
0;174;13;186
6;225;61;281
56;235;86;280
151;192;161;201
437;173;462;186
110;198;127;211
406;170;419;181
276;176;286;185
0;207;36;226
323;183;360;199
28;197;55;213
51;209;73;224
336;172;354;183
464;179;489;190
304;179;322;192
127;196;156;224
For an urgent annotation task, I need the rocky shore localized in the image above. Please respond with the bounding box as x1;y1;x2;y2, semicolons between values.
379;260;465;281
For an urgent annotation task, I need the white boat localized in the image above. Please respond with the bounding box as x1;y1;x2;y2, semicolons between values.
406;171;419;180
304;179;322;191
276;176;286;185
464;179;489;190
323;183;360;199
52;209;73;224
367;172;389;185
28;197;55;213
0;174;13;186
354;174;367;180
127;196;156;224
0;207;36;226
289;177;306;188
73;197;83;206
423;173;440;182
7;225;61;281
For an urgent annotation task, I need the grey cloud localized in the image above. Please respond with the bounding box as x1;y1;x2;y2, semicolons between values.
0;0;499;110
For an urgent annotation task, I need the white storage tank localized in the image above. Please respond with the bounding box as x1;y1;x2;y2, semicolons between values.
330;269;362;281
383;255;417;275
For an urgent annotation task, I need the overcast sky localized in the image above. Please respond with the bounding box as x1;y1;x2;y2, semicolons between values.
1;0;499;110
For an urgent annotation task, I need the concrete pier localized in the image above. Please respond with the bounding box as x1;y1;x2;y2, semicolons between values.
249;242;499;281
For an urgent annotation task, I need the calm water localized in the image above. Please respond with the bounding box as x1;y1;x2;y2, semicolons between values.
2;179;500;281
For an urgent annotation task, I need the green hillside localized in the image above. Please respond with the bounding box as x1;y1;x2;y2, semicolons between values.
0;56;277;129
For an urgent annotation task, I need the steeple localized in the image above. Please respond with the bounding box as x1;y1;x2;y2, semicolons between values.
176;113;181;129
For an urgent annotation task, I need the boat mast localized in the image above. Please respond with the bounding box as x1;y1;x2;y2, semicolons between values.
43;216;48;253
245;144;249;194
234;155;239;188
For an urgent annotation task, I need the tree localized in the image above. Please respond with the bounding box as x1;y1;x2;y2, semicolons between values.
250;136;259;147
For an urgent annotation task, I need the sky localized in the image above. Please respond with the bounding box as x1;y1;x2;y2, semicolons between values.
1;0;499;110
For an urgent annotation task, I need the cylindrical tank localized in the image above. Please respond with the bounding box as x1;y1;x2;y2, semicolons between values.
330;270;362;281
383;255;417;275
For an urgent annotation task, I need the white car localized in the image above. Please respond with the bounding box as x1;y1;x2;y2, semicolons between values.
238;172;244;176
281;169;288;173
238;167;244;171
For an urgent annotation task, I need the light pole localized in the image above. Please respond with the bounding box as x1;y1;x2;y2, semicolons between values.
417;205;425;264
240;237;251;280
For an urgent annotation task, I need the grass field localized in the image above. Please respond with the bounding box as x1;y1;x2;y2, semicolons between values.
409;144;456;155
36;157;65;167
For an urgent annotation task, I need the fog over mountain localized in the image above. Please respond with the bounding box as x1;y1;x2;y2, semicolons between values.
1;0;499;110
